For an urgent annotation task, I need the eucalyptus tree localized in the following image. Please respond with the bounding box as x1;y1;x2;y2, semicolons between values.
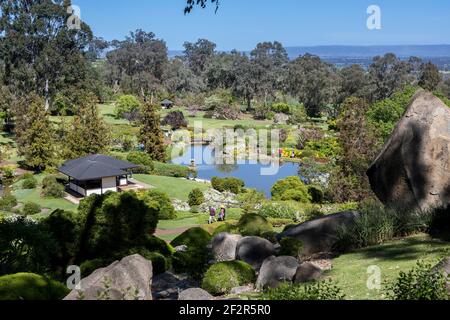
0;0;94;109
106;29;168;98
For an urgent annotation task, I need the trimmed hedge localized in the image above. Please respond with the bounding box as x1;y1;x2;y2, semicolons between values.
237;214;273;237
188;188;205;207
171;227;212;249
211;177;245;194
0;273;69;300
202;261;256;295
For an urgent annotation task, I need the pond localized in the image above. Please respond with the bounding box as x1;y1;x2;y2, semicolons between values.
172;145;301;198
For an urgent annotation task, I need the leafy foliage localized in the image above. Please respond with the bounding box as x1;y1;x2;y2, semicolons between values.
385;261;449;300
115;95;141;121
271;176;311;203
161;110;188;130
0;273;69;301
202;261;256;295
138;189;176;220
211;177;245;194
22;202;42;216
188;188;205;206
139;102;166;162
171;227;212;249
0;217;56;276
260;280;345;300
76;192;159;262
237;213;273;237
63;99;111;159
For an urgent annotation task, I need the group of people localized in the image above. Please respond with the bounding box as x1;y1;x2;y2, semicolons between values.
208;206;227;224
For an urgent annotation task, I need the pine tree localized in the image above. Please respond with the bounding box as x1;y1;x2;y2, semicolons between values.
16;94;56;171
139;102;166;162
64;97;111;159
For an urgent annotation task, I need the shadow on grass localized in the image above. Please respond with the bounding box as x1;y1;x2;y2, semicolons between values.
356;236;450;262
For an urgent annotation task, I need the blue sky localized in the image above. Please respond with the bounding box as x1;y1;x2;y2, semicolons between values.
74;0;450;50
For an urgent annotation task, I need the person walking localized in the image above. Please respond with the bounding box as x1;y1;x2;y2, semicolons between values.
218;206;226;222
208;206;217;224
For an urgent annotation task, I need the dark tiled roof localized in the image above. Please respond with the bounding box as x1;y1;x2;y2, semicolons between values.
58;154;139;181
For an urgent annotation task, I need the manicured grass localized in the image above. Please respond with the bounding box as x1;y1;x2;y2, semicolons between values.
157;214;201;230
326;234;450;300
134;174;210;201
12;188;78;213
98;103;131;125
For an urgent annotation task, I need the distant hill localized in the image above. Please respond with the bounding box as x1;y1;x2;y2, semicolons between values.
168;45;450;70
284;45;450;59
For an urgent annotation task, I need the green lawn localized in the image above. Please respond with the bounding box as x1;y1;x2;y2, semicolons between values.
11;174;78;213
326;234;450;300
12;188;78;213
134;174;210;201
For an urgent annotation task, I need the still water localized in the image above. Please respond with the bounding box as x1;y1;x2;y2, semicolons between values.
172;145;301;198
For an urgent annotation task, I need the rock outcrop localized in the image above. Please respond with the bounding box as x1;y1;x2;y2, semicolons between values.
367;90;450;213
64;254;153;300
236;236;276;270
256;256;300;289
277;211;360;255
294;262;323;283
178;288;214;301
211;232;242;262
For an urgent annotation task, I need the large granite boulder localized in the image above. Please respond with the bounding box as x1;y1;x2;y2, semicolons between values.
178;288;214;301
212;233;242;262
256;256;300;289
277;211;360;255
152;272;198;300
236;237;276;270
367;90;450;213
64;254;153;300
294;262;323;283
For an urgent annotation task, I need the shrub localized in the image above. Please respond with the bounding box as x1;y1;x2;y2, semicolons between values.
145;252;170;275
260;280;345;300
139;190;176;220
171;227;212;249
202;261;256;295
76;192;159;262
153;162;192;178
271;176;311;203
385;261;449;300
237;214;273;237
238;189;266;214
161;111;188;130
172;247;212;280
127;152;154;168
258;201;300;221
334;201;431;252
42;177;65;198
80;259;107;278
0;216;56;276
281;189;311;202
144;235;175;257
209;221;239;236
0;194;18;211
308;185;324;204
115;95;141;120
211;177;245;194
22;177;38;189
271;102;291;115
22;202;42;216
22;173;34;180
188;188;205;207
0;273;69;300
279;237;303;257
